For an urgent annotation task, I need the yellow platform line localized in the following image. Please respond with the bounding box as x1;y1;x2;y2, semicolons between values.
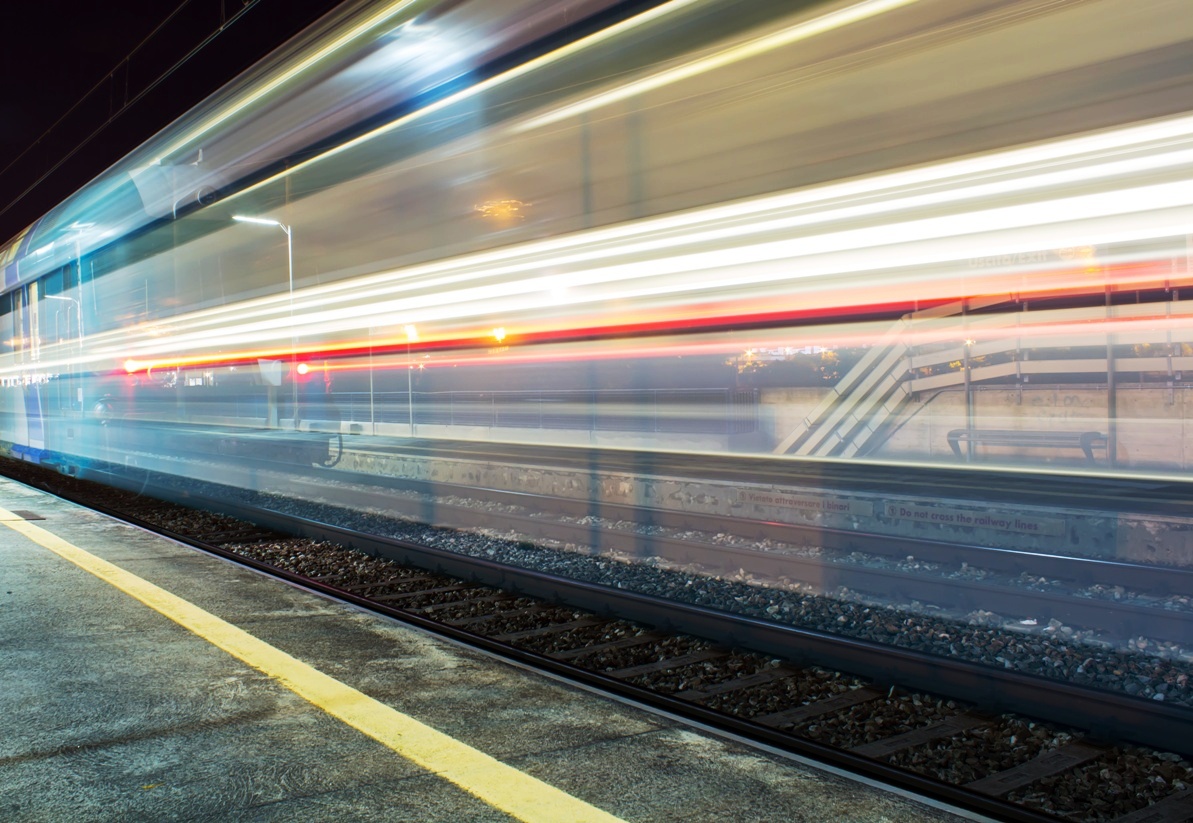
1;506;626;823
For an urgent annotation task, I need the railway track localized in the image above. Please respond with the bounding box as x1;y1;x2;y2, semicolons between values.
6;455;1193;822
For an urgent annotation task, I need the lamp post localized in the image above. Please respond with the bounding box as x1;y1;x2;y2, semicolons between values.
404;324;418;437
232;215;297;425
44;294;82;343
368;326;376;436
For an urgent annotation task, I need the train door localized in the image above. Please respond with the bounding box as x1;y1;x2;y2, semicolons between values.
41;266;85;459
13;282;46;456
0;290;20;446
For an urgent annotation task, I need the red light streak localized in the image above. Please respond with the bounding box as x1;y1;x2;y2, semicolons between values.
116;256;1187;376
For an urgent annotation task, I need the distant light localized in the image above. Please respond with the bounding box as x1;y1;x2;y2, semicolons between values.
492;327;506;343
124;359;140;373
475;200;527;221
404;324;419;342
296;362;310;375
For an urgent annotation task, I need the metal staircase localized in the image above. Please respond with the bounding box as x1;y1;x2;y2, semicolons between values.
774;297;1013;458
773;318;913;457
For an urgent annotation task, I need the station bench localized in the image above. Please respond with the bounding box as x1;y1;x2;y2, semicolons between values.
947;428;1107;463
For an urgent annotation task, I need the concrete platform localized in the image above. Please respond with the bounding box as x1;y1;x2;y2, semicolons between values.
0;476;980;822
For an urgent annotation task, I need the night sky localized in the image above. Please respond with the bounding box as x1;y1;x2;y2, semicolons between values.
0;3;163;161
0;0;346;246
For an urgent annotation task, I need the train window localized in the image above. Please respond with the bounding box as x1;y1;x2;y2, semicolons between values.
0;227;29;269
0;291;11;356
41;269;63;297
8;284;35;360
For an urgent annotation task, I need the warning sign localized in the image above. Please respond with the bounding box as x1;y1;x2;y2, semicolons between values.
739;489;873;517
884;502;1064;536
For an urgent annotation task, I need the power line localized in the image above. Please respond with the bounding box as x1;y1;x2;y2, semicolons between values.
0;0;265;230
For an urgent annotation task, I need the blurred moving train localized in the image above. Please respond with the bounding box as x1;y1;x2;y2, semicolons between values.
2;0;1193;478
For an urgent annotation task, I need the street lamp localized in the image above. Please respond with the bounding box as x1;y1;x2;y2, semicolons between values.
233;215;297;424
232;215;292;295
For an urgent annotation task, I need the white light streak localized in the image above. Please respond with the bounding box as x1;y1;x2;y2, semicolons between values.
221;0;708;205
7;114;1193;377
517;0;921;132
152;0;423;165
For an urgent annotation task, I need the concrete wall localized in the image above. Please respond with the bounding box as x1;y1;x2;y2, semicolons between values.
1115;386;1193;470
334;442;1193;567
757;388;832;447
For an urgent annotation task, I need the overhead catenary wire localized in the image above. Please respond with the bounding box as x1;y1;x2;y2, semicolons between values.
0;0;266;232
